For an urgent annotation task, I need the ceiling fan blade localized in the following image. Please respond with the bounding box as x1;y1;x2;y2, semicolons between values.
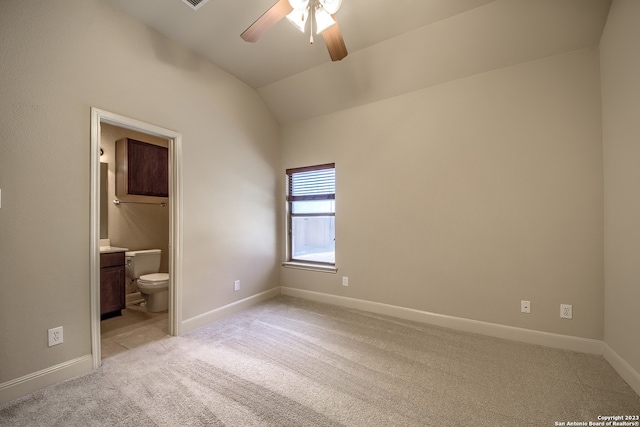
241;0;294;43
321;19;348;61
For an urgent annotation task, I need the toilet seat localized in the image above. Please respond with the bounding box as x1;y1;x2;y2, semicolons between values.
138;273;169;285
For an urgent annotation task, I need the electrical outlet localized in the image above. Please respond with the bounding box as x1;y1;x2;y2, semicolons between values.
234;280;240;291
48;326;63;347
560;304;573;319
342;276;348;287
521;300;531;314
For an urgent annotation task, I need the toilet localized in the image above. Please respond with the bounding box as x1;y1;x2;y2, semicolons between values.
125;249;169;312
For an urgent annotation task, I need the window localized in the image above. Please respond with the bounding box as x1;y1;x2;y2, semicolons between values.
286;163;335;266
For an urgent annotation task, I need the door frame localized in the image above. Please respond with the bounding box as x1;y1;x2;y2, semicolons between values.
90;107;183;368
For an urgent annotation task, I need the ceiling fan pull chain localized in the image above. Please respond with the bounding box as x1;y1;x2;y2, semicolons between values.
309;6;314;44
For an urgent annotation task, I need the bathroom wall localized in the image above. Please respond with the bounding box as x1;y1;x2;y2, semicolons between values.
100;123;170;279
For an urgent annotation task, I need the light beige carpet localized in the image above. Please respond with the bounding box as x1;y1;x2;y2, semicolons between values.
1;295;639;426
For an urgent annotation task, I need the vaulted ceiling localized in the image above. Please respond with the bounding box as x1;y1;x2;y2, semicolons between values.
104;0;612;123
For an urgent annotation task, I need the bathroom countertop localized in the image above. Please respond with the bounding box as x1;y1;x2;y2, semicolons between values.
99;246;129;254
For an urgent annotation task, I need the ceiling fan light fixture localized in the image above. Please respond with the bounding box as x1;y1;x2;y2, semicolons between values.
318;0;342;15
286;7;309;32
314;7;336;33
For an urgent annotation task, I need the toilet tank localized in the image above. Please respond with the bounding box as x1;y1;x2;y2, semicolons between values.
125;249;161;279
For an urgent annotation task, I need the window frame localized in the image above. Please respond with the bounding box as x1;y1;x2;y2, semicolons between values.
283;163;337;273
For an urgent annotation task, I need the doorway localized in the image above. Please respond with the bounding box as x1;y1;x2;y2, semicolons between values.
90;108;182;369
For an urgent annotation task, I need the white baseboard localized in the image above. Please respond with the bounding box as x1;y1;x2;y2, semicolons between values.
126;291;144;305
280;287;604;355
4;288;636;408
603;344;640;396
0;355;93;406
180;287;281;334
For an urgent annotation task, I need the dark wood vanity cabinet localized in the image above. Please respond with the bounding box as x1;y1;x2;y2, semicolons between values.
116;138;168;198
100;252;126;319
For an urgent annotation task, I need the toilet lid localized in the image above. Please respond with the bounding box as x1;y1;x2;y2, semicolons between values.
138;273;169;284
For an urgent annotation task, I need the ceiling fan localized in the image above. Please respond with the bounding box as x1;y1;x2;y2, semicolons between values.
241;0;348;61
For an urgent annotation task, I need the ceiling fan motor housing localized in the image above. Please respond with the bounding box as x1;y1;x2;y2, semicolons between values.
288;0;342;15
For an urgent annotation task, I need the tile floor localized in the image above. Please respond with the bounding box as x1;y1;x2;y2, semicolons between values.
100;303;169;359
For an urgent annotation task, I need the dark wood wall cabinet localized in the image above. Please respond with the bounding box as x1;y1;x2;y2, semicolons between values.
100;251;126;320
116;138;168;198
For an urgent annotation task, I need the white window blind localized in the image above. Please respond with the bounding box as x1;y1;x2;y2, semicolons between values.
287;164;335;201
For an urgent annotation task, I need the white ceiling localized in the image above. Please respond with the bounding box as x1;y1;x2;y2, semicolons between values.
103;0;612;124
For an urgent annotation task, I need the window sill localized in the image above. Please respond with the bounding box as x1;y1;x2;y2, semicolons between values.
281;261;338;274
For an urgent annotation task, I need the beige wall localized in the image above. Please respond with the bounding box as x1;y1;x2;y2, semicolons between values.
0;0;279;384
601;0;640;377
281;48;604;340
